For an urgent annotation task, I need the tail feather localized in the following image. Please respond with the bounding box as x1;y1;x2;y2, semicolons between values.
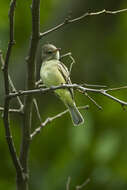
68;104;84;126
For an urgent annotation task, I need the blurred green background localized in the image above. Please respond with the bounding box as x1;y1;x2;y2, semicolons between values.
0;0;127;189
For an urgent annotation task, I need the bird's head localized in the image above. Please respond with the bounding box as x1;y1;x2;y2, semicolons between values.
42;44;61;61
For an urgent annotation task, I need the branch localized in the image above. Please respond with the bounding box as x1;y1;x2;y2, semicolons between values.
0;51;24;112
35;79;43;87
60;52;75;75
83;92;102;110
19;0;40;187
9;75;24;110
0;106;23;114
81;83;107;88
65;177;90;190
33;98;42;123
106;86;127;92
8;84;127;107
75;178;90;190
60;52;72;59
66;176;71;190
68;54;75;75
30;105;89;139
40;8;127;38
2;0;24;181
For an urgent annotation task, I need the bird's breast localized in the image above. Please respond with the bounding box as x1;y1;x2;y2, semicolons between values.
40;62;65;87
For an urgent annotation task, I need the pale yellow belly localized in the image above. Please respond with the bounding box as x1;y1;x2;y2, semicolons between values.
40;64;65;87
40;62;73;106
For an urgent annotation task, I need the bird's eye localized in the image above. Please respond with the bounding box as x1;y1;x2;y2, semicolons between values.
47;51;52;54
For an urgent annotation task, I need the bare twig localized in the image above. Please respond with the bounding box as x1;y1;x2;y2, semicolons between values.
35;80;46;88
106;86;127;92
9;75;24;110
2;0;24;182
61;54;106;88
40;9;127;38
35;79;42;87
0;106;23;114
38;84;46;88
75;178;90;190
60;52;75;75
69;54;75;75
33;98;42;123
66;176;71;190
19;1;40;189
0;49;5;70
60;52;72;59
84;92;102;110
0;51;24;111
65;177;90;190
8;84;127;108
81;83;107;88
30;105;89;139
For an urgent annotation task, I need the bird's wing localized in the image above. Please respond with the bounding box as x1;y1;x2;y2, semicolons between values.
57;61;74;99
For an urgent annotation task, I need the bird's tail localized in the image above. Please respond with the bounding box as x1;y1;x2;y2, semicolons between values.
68;104;84;126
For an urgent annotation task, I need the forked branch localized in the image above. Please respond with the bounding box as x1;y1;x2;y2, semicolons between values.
30;105;89;139
2;0;24;181
66;177;90;190
40;8;127;38
8;84;127;108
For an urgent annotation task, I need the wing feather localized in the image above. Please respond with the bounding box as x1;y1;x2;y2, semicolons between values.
57;62;74;99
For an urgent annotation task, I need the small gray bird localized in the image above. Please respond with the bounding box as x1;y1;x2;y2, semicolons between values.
40;44;84;126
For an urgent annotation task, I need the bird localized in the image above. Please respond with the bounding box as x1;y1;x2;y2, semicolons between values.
40;44;84;126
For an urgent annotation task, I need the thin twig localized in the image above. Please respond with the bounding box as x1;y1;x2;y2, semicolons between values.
33;98;42;123
35;80;46;88
0;50;5;70
84;92;102;110
75;178;90;190
38;84;46;88
9;75;24;110
106;86;127;92
78;88;103;110
8;84;127;108
0;50;24;111
19;1;40;186
81;83;107;88
35;79;43;87
40;9;127;38
66;176;71;190
0;106;23;114
69;54;75;75
30;105;89;139
60;52;75;75
2;0;24;180
60;52;72;59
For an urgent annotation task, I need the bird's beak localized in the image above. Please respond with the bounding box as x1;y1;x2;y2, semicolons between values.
53;48;61;53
